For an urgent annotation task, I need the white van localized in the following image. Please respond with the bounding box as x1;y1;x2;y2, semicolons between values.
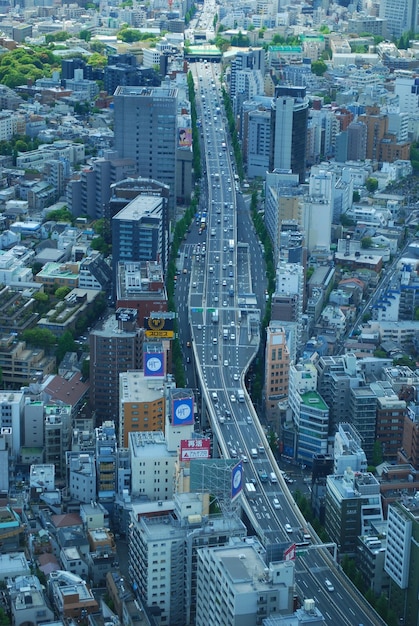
270;472;278;484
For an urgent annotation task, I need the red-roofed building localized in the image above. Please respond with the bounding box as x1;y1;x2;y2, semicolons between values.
43;372;89;417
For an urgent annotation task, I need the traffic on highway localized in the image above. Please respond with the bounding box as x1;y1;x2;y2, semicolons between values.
174;53;384;625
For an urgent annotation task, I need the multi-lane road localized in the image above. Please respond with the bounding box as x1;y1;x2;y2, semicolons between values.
174;55;385;625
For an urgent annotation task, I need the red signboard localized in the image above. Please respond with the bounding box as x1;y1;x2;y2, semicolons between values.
283;543;296;561
180;438;211;461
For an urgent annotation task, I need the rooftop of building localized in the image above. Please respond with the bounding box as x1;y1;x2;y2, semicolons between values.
114;85;178;98
113;194;162;221
43;372;89;408
300;390;328;412
120;370;165;403
129;431;172;458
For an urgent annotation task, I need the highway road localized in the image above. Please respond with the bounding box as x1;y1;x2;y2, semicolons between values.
174;46;384;625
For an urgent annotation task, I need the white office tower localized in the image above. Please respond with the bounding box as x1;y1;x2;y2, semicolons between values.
302;168;334;254
395;74;419;116
195;537;295;626
129;431;177;500
271;261;305;357
379;0;419;39
129;493;246;626
0;391;24;457
384;500;419;624
334;423;368;475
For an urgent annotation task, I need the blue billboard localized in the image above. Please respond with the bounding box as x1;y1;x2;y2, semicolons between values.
231;462;243;501
172;396;194;426
144;352;165;377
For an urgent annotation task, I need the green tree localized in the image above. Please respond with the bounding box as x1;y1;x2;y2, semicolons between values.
341;213;355;227
55;286;71;300
90;40;106;54
361;236;373;249
372;440;383;466
353;190;360;202
81;358;90;379
87;52;107;68
79;29;92;42
90;235;110;256
365;177;378;193
311;59;327;76
45;31;71;44
393;355;416;368
15;139;28;153
22;328;56;348
56;331;77;363
319;25;330;34
45;207;73;223
0;606;9;626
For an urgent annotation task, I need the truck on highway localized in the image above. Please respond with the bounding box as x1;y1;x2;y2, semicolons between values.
250;448;258;458
223;328;228;339
212;309;219;324
259;469;268;482
237;389;245;402
245;482;256;497
229;239;234;251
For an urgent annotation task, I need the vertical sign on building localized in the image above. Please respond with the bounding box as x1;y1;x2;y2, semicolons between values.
172;396;194;426
231;462;243;501
144;352;165;377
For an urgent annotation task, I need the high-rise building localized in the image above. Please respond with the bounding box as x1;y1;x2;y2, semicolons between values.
270;85;309;183
316;353;363;435
379;0;419;39
196;538;295;626
129;430;176;499
90;309;143;426
288;361;329;465
347;121;367;161
271;261;304;353
129;493;246;626
115;260;168;324
95;421;117;504
119;370;165;447
113;85;177;215
372;381;406;461
349;386;378;463
264;170;302;263
229;49;265;99
325;469;383;556
246;108;271;178
44;404;71;480
264;323;291;425
385;500;419;624
333;423;368;475
111;194;166;291
66;152;137;220
0;390;24;457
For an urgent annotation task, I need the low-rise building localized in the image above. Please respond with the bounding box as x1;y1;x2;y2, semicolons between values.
37;288;99;337
47;570;98;621
9;574;54;626
0;334;55;388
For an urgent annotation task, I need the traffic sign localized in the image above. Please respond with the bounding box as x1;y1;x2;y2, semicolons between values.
145;330;174;338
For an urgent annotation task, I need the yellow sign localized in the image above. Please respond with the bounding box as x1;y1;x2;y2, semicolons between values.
145;330;175;338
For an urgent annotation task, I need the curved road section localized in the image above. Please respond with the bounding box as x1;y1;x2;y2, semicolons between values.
180;59;384;626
